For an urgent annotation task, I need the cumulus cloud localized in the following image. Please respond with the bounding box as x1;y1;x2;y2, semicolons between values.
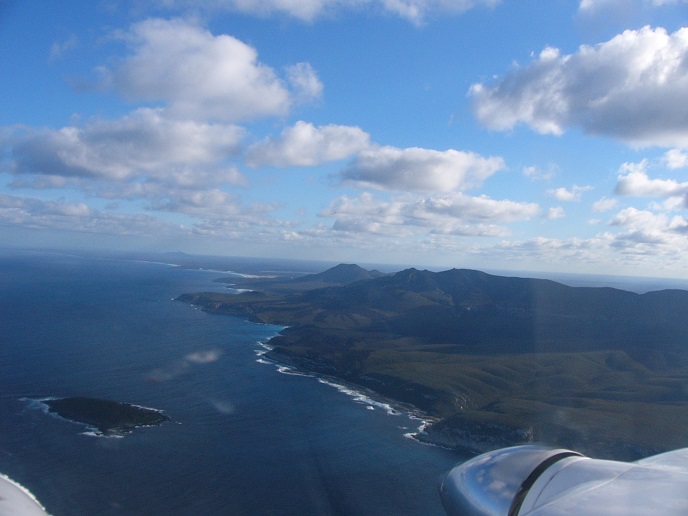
152;189;241;214
611;206;688;245
498;230;688;272
615;161;688;197
151;188;274;223
592;196;619;212
579;0;688;12
103;18;321;122
0;109;285;233
470;26;688;147
321;191;538;236
663;149;688;169
340;146;505;193
156;0;499;24
246;121;371;167
0;193;180;236
285;63;324;104
547;207;565;219
3;108;246;187
547;185;593;201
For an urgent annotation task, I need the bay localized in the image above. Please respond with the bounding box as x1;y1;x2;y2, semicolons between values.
0;251;462;515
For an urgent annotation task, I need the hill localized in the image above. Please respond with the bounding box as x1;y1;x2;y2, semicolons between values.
177;267;688;459
295;263;386;284
214;263;386;292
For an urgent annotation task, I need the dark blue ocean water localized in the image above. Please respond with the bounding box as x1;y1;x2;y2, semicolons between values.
0;251;462;515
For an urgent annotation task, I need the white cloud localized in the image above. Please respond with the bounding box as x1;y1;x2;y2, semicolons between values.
474;226;688;274
49;34;78;61
547;207;565;219
649;196;686;211
4;109;247;189
0;193;180;236
611;207;688;247
246;121;371;167
592;196;619;212
470;26;688;147
547;185;593;201
184;350;222;364
0;110;277;229
156;0;347;21
156;0;499;24
340;146;505;193
579;0;688;11
285;63;324;104
615;164;688;197
663;149;688;169
147;349;223;382
104;18;321;122
378;0;500;24
321;191;538;236
150;188;272;222
523;164;557;181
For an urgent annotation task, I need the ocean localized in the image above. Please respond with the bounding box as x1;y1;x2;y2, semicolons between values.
0;250;462;515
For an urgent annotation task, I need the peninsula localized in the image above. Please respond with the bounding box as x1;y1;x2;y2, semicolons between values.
178;265;688;460
44;397;170;436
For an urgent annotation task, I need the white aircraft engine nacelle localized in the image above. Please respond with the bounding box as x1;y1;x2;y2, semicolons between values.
440;444;688;515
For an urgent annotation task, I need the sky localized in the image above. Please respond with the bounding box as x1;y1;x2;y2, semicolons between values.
1;0;688;276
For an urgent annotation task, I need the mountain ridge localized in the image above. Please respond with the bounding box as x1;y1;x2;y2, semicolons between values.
177;264;688;460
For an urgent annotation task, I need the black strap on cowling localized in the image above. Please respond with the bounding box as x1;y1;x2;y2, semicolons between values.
508;451;583;516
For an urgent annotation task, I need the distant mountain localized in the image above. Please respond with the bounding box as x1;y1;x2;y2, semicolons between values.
298;267;688;355
192;267;688;358
293;263;386;284
216;263;387;292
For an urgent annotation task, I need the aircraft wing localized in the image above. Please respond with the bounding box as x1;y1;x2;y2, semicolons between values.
440;444;688;515
0;474;49;516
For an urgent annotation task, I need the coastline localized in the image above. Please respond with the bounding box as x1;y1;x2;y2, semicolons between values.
255;338;665;460
255;337;439;443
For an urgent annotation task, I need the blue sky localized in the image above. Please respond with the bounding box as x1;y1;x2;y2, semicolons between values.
1;0;688;276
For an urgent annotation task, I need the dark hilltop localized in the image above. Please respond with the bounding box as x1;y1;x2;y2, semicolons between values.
215;262;387;292
178;264;688;460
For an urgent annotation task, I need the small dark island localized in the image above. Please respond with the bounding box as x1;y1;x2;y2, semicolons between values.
44;397;170;436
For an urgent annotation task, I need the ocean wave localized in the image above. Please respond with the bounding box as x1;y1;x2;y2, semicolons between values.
224;288;255;294
256;356;308;376
315;377;402;416
252;347;435;441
